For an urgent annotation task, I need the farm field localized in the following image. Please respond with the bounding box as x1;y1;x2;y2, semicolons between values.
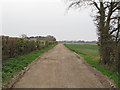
64;44;99;60
64;44;119;88
65;43;97;45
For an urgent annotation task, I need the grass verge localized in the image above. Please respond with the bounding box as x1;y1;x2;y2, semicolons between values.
64;44;119;88
2;44;57;85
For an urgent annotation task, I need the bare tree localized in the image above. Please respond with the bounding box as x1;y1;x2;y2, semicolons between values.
20;34;28;39
67;0;120;71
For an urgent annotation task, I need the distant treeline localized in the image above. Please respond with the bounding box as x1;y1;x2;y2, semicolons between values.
21;34;56;41
58;40;97;43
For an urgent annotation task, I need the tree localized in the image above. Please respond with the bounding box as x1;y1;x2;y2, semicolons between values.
20;34;28;39
67;0;120;71
45;35;56;41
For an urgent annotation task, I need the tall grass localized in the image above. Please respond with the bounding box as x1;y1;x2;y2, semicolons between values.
64;44;119;88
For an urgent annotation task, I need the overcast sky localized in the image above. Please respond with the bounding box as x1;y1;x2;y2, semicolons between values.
2;0;98;41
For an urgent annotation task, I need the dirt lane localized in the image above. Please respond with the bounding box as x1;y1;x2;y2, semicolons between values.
13;44;111;88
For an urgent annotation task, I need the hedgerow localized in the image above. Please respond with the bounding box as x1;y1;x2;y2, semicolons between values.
2;36;57;62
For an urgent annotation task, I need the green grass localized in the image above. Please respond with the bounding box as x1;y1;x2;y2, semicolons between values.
64;44;119;88
2;44;57;85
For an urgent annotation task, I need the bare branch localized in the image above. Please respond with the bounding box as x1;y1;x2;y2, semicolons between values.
92;1;100;11
110;17;118;20
112;2;119;12
110;27;119;34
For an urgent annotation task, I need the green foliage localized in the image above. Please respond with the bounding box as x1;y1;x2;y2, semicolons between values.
36;40;41;49
64;44;120;88
2;44;57;85
45;40;49;47
18;38;25;52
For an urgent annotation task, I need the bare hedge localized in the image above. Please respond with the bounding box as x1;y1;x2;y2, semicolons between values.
2;36;57;61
